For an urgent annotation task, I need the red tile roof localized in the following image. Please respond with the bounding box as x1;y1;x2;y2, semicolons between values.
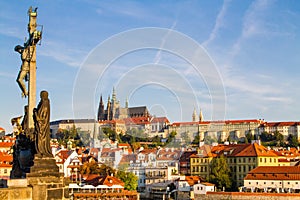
124;117;151;125
245;166;300;180
172;119;263;126
212;143;277;157
83;174;124;187
151;117;170;124
260;121;300;127
185;176;203;186
0;141;14;148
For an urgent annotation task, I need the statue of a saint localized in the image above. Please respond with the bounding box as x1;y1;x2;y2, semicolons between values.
33;91;52;158
15;45;33;98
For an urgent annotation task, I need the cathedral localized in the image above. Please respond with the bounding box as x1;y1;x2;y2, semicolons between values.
97;88;150;121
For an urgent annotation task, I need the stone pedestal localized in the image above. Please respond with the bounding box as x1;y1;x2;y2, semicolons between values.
26;157;69;200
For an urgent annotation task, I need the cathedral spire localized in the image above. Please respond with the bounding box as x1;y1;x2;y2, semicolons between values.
112;86;116;102
97;95;104;121
107;95;111;120
199;108;203;122
192;107;197;122
125;96;128;108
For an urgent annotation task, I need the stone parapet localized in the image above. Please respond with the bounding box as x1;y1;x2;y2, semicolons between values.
0;187;32;200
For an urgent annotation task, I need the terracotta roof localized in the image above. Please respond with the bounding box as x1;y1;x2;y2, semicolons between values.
0;127;5;132
0;163;12;167
185;176;203;186
124;117;150;125
245;166;300;180
151;117;170;124
118;143;131;147
119;154;137;164
172;119;263;126
157;149;180;160
139;148;157;154
0;142;14;148
190;145;213;158
260;121;300;127
200;182;215;186
212;143;278;157
83;174;124;187
56;149;73;160
180;151;196;162
0;152;13;163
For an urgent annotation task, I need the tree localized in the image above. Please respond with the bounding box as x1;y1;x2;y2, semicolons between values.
98;164;116;176
116;170;138;191
56;125;87;147
245;132;254;144
192;134;200;145
79;161;101;175
208;155;232;190
273;131;284;146
288;134;299;147
181;132;191;145
79;162;116;176
204;136;217;145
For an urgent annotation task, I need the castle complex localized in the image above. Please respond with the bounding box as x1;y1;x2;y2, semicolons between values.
97;87;150;121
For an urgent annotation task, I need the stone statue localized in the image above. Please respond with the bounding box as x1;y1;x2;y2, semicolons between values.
15;45;32;98
11;115;23;135
33;91;53;158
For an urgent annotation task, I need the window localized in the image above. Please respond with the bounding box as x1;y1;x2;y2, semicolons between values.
4;169;7;174
260;158;262;162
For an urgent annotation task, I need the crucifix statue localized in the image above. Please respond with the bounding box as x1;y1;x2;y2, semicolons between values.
15;6;42;129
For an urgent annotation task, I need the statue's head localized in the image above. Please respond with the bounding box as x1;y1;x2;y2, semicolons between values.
14;45;24;53
40;90;48;100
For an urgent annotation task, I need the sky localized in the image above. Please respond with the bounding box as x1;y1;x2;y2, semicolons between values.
1;0;300;133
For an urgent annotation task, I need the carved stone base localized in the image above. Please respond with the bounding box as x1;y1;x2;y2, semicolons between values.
26;176;69;200
27;156;60;177
26;157;69;200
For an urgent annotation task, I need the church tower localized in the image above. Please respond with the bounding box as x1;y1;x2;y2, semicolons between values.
192;108;198;122
125;97;129;108
106;96;111;120
199;108;204;122
97;95;105;121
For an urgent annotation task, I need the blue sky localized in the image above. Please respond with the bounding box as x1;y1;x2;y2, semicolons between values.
1;0;300;132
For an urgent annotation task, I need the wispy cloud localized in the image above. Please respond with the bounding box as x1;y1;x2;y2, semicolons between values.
153;21;177;64
40;40;87;68
202;0;231;47
230;0;274;57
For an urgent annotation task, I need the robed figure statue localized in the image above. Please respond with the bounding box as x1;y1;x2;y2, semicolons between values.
33;91;53;158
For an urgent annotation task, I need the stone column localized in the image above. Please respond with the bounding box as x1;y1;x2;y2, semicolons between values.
27;9;37;129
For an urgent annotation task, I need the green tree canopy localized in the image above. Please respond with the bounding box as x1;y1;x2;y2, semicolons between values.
208;155;232;190
287;134;299;147
116;170;138;191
